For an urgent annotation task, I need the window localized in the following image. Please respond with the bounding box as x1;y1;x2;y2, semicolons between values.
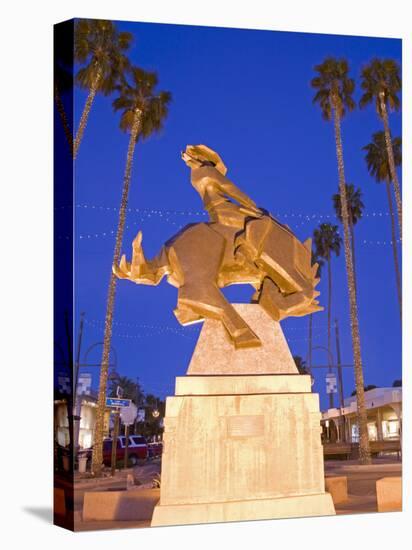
367;422;378;441
351;424;359;443
131;436;146;445
382;419;399;439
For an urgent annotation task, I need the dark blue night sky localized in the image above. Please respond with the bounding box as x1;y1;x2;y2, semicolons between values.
62;21;401;410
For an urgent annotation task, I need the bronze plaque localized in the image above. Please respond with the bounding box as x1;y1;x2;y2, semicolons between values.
227;415;264;438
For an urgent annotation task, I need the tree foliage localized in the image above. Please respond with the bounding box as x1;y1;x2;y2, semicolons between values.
108;374;144;404
74;19;132;95
333;183;364;226
113;66;172;140
311;249;324;278
359;58;401;115
311;57;355;120
363;131;402;184
293;355;309;375
313;223;342;261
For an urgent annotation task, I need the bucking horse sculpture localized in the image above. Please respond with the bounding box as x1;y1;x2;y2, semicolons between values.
113;145;322;349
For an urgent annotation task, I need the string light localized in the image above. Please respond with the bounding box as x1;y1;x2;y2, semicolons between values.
56;203;399;242
84;316;327;344
84;317;200;339
361;239;401;246
55;203;392;220
85;317;200;332
59;226;402;247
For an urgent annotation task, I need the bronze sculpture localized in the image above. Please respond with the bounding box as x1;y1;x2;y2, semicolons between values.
113;145;322;348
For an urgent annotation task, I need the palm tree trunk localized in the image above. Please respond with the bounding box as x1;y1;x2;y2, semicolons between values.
73;70;102;159
349;221;357;295
385;181;402;319
379;93;402;240
332;102;371;464
54;85;73;157
327;256;334;409
92;110;142;476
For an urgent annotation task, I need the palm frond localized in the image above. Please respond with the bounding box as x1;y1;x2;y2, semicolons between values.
113;65;172;140
311;57;355;120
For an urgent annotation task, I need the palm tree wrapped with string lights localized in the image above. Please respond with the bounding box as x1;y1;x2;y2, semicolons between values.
359;59;402;238
73;19;132;158
363;131;402;318
332;183;364;292
92;66;171;476
311;57;371;464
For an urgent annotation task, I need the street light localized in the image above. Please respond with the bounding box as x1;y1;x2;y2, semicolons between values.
308;345;347;443
74;340;118;460
307;345;336;406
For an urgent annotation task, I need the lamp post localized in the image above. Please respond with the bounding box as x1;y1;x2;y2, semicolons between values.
308;345;346;443
76;339;118;465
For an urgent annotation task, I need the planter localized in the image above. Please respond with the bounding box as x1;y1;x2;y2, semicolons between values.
78;455;88;473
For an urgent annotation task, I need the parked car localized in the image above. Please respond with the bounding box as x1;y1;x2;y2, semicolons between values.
102;435;148;466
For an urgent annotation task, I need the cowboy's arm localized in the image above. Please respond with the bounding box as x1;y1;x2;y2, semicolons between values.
219;177;258;210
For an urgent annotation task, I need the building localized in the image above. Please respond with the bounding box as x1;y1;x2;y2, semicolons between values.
321;387;402;445
54;395;106;450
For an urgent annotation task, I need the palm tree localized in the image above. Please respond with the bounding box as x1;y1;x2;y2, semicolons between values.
313;223;342;408
73;19;132;158
363;131;402;317
332;183;364;292
359;59;402;238
311;57;371;464
91;67;171;476
54;22;74;155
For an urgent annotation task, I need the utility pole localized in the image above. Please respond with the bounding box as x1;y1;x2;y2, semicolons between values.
124;423;130;468
111;409;120;476
335;318;346;442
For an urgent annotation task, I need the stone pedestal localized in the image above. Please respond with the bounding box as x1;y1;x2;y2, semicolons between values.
151;305;335;526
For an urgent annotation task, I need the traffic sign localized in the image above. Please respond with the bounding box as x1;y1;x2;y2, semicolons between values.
325;372;337;394
120;402;137;425
106;397;131;408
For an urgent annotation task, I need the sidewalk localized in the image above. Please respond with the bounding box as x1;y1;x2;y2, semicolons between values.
69;457;401;530
74;460;161;490
325;457;402;514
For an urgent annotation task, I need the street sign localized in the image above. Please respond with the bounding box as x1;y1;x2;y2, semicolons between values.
326;372;337;394
106;397;131;408
57;373;71;394
120;402;137;425
77;373;92;395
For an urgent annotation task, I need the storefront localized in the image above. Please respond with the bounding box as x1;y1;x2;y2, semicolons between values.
321;387;402;444
54;396;110;450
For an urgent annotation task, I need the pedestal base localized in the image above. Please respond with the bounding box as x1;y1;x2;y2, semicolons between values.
151;306;335;527
151;492;335;527
151;374;335;527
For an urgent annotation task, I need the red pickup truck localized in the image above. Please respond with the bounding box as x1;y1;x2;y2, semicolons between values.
102;435;148;466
